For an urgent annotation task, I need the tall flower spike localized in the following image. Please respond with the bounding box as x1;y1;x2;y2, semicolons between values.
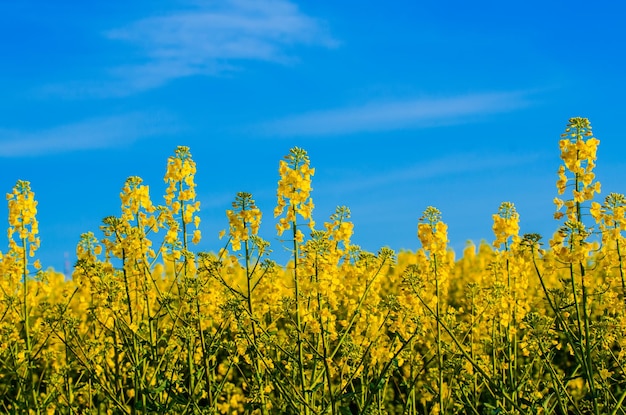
418;206;447;255
163;146;201;251
554;117;601;223
227;192;262;252
7;180;40;261
274;147;315;238
492;202;520;248
164;146;198;216
120;176;157;224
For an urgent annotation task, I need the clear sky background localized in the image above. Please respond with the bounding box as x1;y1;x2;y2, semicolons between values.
1;0;625;272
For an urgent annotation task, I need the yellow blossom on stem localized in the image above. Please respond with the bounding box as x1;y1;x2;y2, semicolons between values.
274;147;315;236
418;206;448;257
555;118;601;219
163;146;201;252
551;117;600;255
492;202;520;249
226;192;262;252
7;180;40;267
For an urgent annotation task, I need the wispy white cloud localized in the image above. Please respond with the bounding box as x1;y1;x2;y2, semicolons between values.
0;112;177;157
257;91;533;136
320;151;547;195
48;0;337;97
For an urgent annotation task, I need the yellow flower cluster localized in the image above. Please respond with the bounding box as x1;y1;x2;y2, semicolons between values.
6;180;40;264
323;213;354;248
492;201;520;249
100;176;160;262
225;192;262;252
592;193;626;238
554;117;601;219
163;146;201;253
418;206;448;257
120;176;156;221
552;118;602;265
274;147;315;238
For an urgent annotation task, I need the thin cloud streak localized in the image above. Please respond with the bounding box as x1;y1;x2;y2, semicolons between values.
0;112;178;157
48;0;337;98
320;151;547;194
259;91;533;136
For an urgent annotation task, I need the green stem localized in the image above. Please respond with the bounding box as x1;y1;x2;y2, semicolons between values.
580;262;598;414
410;280;527;413
433;253;444;414
573;155;599;415
470;290;478;409
505;248;518;409
616;238;626;305
313;252;335;415
244;227;268;415
21;236;38;413
292;213;308;414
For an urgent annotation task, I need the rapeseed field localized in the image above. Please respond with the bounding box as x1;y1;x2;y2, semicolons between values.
1;118;624;414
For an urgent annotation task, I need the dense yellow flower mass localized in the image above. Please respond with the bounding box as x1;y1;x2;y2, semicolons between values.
1;119;625;414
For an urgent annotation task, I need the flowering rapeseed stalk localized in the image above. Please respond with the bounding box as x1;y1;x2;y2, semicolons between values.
2;180;42;411
274;147;315;414
490;202;531;410
7;180;41;273
164;145;201;261
492;202;520;250
274;146;315;240
224;192;271;414
591;193;626;303
226;192;262;254
418;206;450;414
548;117;603;415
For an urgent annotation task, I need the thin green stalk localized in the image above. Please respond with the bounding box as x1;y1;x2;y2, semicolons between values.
409;280;527;413
312;252;336;415
616;238;625;305
291;214;308;414
537;341;582;415
574;163;599;415
63;324;74;413
179;181;187;253
196;310;215;409
187;332;196;410
470;289;478;409
610;388;626;415
244;231;268;415
580;262;598;414
21;236;38;413
318;303;335;415
529;247;584;366
121;248;133;324
360;328;419;413
491;319;499;408
433;253;444;414
53;332;131;414
505;248;519;409
329;254;390;361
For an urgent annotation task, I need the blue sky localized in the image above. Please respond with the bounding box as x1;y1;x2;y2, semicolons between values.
1;0;625;272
